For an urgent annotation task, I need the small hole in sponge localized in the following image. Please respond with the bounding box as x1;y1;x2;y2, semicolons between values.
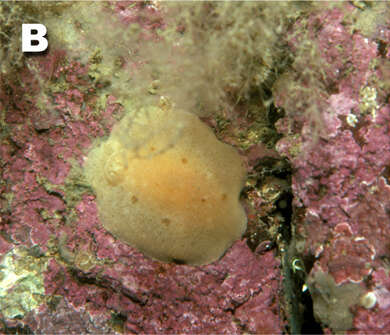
181;158;188;164
161;218;171;226
201;197;206;203
131;196;138;204
221;193;227;200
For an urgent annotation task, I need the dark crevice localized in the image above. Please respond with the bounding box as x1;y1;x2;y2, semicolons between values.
278;192;293;243
262;101;322;334
171;258;186;265
267;102;285;128
69;268;147;306
301;287;323;334
0;321;33;335
109;311;127;332
274;171;299;334
300;253;323;334
282;215;324;334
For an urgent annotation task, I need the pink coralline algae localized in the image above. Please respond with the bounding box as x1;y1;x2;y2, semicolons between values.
310;222;376;286
42;193;282;333
0;4;284;335
2;2;390;334
274;4;390;333
0;54;277;334
0;53;284;333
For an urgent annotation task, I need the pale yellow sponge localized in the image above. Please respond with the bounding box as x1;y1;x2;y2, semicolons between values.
84;105;247;265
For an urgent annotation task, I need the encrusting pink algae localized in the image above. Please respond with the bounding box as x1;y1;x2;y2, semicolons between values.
1;1;390;334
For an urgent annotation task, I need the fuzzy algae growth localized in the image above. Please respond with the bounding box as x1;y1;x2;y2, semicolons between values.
85;105;247;265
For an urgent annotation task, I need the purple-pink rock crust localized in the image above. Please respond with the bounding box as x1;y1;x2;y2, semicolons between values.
1;2;390;334
275;3;390;333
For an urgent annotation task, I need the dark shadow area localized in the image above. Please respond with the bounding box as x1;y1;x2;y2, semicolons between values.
301;287;324;334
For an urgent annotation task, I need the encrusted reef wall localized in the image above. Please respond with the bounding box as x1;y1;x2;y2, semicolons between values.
0;1;389;334
274;3;390;333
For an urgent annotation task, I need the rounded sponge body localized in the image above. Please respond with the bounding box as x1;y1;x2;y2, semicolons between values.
85;106;247;265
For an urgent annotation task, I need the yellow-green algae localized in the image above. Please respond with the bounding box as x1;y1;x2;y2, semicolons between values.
0;247;47;319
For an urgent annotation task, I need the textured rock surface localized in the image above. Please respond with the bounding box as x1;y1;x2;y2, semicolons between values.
274;3;390;333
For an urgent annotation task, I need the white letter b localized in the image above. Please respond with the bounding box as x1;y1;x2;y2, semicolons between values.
22;24;48;52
